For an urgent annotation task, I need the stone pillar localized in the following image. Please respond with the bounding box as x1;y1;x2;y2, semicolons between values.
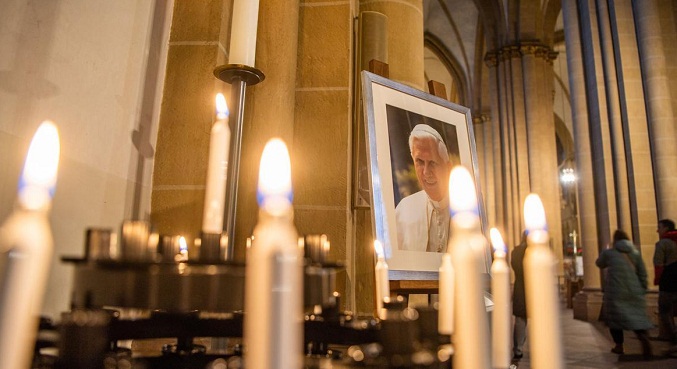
508;46;530;241
596;0;632;233
499;50;518;247
562;0;603;321
484;53;506;241
233;0;300;261
356;0;425;312
360;0;424;90
633;0;677;218
522;43;564;273
609;0;658;278
481;115;497;228
578;0;617;245
151;0;232;251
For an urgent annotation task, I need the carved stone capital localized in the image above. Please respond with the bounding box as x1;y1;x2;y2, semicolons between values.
484;52;499;67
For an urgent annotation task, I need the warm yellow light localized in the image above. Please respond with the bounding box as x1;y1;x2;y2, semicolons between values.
215;93;229;119
374;240;384;259
448;165;477;215
524;194;547;231
258;138;292;215
489;228;506;256
19;121;60;210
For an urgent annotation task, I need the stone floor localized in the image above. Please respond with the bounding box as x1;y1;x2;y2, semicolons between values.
511;307;677;369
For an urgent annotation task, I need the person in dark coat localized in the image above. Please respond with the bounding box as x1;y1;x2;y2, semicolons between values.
511;231;527;360
596;230;653;358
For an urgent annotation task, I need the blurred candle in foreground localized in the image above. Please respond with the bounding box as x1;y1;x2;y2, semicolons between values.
489;228;511;369
244;139;302;369
202;93;230;235
523;194;563;369
0;121;60;369
438;189;454;335
447;166;490;369
373;240;389;319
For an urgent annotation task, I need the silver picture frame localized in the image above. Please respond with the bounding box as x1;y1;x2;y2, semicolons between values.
361;71;491;280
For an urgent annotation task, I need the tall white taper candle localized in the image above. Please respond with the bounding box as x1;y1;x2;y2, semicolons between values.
523;194;563;369
438;252;454;335
202;93;230;234
244;139;302;369
229;0;261;67
0;121;60;369
490;228;511;369
374;240;390;319
448;166;490;369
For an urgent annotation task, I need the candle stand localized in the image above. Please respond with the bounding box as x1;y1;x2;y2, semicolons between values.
210;63;265;261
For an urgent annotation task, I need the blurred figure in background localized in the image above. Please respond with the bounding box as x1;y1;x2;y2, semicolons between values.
596;230;653;359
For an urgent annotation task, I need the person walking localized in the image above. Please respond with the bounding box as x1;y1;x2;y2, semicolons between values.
596;230;653;359
653;219;677;348
511;231;527;360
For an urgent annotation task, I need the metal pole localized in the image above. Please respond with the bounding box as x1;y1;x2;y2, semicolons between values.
224;77;247;260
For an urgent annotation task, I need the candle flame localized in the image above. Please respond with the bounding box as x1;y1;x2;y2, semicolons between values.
374;240;384;259
524;193;547;231
448;165;477;215
179;236;188;253
489;228;506;255
18;121;60;210
257;138;292;215
215;93;229;119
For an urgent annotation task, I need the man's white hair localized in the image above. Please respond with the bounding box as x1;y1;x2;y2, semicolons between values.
408;124;450;163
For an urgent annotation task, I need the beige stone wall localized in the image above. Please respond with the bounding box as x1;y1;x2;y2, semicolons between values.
294;0;353;310
151;0;230;253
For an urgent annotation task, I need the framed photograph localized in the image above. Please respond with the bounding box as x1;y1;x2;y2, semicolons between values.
361;71;491;279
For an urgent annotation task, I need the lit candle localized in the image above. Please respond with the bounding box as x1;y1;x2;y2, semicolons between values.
438;251;454;335
490;228;511;369
229;0;261;67
0;121;60;369
448;166;490;369
244;139;302;369
374;240;390;320
523;194;564;369
202;93;230;234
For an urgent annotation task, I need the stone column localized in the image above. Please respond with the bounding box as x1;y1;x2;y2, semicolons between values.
597;0;632;233
360;0;424;90
562;0;602;321
481;115;497;228
508;46;531;241
522;43;563;273
485;53;506;239
151;0;232;250
356;0;425;311
578;0;618;245
633;0;677;218
609;0;658;277
233;0;300;260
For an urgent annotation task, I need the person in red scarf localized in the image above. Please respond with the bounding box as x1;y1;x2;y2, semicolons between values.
653;219;677;349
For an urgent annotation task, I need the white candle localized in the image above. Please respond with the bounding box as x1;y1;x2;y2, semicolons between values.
438;252;454;334
448;166;490;369
0;121;60;369
202;93;230;234
244;139;302;369
490;228;511;369
373;240;390;320
523;194;564;369
229;0;261;67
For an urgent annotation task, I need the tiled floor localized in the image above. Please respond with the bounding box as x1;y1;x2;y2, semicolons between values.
511;307;677;369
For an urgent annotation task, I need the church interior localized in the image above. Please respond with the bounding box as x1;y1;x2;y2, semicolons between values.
1;0;677;368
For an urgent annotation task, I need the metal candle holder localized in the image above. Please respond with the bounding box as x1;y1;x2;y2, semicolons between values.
212;63;265;260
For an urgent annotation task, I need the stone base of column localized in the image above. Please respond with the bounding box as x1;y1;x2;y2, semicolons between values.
573;288;661;326
572;288;603;322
